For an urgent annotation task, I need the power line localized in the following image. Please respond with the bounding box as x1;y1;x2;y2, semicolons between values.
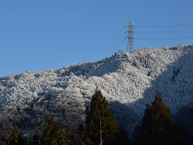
117;40;127;51
135;23;193;28
138;36;193;40
86;40;127;78
135;23;193;40
101;34;125;58
106;39;126;56
87;28;127;78
92;27;125;62
136;30;193;34
85;22;193;79
92;22;193;62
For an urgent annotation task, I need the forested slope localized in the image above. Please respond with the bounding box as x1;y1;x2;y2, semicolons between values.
0;44;193;138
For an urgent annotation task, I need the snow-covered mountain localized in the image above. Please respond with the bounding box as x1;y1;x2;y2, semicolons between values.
0;44;193;138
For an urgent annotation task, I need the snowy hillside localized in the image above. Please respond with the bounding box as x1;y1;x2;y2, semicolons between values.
0;44;193;138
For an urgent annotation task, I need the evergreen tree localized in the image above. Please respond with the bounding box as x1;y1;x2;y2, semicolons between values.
7;126;27;145
133;92;192;145
85;88;119;145
42;117;72;145
0;129;6;145
76;124;93;145
29;133;41;145
107;128;131;145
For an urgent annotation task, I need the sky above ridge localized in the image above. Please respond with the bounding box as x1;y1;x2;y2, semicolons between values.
0;0;193;77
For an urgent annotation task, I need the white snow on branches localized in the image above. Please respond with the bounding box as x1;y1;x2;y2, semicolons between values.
0;44;193;138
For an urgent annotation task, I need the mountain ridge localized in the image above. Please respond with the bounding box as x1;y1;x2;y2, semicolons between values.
0;44;193;138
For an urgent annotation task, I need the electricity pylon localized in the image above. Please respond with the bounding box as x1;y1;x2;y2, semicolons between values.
125;20;134;52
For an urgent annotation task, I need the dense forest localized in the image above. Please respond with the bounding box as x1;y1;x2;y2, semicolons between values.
0;88;192;145
1;45;193;144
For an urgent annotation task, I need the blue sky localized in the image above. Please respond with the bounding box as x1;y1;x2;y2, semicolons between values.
0;0;193;77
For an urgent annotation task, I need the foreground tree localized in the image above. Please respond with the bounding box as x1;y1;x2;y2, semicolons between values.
41;117;72;145
29;133;41;145
0;129;6;145
85;88;119;145
7;126;27;145
107;128;131;145
133;92;192;145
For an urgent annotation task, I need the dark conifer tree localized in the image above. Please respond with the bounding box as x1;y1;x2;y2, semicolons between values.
107;128;131;145
7;126;27;145
76;124;93;145
133;92;192;145
85;88;119;145
42;117;72;145
29;133;41;145
0;129;6;145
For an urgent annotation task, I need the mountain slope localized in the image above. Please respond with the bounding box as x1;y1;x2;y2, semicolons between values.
0;44;193;138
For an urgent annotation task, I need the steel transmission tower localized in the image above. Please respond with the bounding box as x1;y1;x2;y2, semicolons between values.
125;20;135;52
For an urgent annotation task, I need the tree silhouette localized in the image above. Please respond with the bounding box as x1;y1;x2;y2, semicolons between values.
133;92;192;145
0;129;6;145
107;128;131;145
42;117;72;145
7;126;27;145
76;124;93;145
29;133;41;145
85;88;118;145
